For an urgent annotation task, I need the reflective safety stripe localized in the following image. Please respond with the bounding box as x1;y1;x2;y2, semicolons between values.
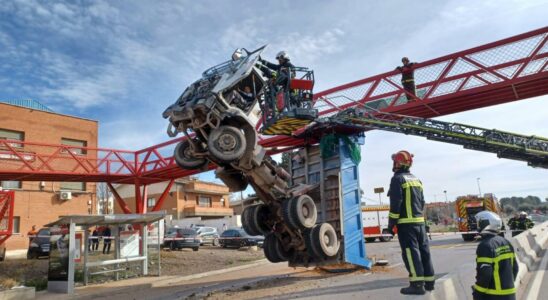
401;180;423;223
406;248;421;281
424;276;435;282
475;252;516;295
398;217;425;224
389;212;400;219
473;284;516;296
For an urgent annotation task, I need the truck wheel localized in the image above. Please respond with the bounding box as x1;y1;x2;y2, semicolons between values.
242;206;261;236
283;195;317;229
207;126;246;163
307;223;340;259
174;139;207;169
242;205;270;236
379;229;393;242
263;234;289;263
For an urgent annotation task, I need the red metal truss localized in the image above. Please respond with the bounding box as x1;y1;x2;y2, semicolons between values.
0;27;546;194
0;191;15;246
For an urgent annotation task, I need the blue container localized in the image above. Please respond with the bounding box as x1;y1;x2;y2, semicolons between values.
290;135;371;268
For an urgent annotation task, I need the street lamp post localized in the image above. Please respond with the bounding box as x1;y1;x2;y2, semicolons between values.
477;177;482;197
444;190;448;203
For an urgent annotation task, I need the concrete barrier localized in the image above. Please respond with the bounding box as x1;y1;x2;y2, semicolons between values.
432;221;548;300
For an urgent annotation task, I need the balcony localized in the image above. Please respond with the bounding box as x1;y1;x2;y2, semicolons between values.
182;206;233;217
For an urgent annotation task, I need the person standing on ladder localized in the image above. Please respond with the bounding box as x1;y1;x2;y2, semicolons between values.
387;150;435;295
396;57;418;101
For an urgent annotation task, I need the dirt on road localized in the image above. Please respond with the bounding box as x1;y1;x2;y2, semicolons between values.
0;245;265;291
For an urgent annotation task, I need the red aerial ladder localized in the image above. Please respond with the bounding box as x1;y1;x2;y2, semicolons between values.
0;27;546;217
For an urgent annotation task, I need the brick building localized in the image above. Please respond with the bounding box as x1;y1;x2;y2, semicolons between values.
114;177;233;220
0;100;98;250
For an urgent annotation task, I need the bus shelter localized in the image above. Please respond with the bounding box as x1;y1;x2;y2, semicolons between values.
45;212;165;294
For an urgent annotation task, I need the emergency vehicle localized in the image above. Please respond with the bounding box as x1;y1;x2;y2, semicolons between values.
361;205;393;242
455;193;502;241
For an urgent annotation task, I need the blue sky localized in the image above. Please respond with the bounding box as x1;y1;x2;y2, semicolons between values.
1;0;547;202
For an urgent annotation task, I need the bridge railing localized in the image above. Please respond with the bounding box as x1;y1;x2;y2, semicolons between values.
0;139;136;180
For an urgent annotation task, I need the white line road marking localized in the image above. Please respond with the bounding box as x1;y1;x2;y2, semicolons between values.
524;249;548;299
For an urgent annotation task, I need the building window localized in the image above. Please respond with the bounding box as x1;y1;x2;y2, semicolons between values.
1;181;22;189
12;216;20;234
61;138;87;155
147;197;156;208
198;196;211;207
60;182;86;191
0;128;24;148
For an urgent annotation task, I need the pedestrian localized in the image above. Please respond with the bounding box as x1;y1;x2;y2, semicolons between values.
222;223;228;231
387;150;435;295
27;225;38;241
396;57;418;101
472;211;518;300
92;228;99;251
102;226;112;254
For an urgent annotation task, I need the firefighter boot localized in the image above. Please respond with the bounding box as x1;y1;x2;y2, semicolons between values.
400;282;426;295
425;281;435;291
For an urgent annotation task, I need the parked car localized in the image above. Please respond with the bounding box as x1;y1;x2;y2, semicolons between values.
27;228;50;259
164;227;200;251
219;229;264;249
196;226;220;246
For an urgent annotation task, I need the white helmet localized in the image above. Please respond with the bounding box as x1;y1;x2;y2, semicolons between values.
475;211;502;233
276;51;290;61
519;211;527;216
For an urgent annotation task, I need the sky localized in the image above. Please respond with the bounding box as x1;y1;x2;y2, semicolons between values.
0;0;547;202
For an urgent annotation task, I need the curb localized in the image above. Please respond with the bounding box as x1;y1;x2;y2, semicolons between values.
151;259;269;287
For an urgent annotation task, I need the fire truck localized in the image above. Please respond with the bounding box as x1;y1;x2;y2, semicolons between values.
361;205;393;243
0;190;15;261
456;193;502;241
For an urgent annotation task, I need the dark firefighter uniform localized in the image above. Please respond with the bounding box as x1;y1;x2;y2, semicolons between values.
511;216;534;237
473;233;519;300
388;170;435;288
397;62;417;101
260;59;295;89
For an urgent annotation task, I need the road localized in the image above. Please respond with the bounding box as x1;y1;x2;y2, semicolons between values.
209;233;479;300
38;233;535;300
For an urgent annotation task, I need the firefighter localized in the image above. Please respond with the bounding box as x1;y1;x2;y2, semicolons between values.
259;51;296;111
388;150;435;295
396;57;417;101
472;211;518;300
511;211;534;236
507;213;519;231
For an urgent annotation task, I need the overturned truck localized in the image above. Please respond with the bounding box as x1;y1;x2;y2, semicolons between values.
163;47;369;268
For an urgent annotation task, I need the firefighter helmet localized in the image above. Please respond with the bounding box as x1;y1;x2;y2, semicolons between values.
402;57;410;63
475;211;502;233
276;51;290;61
519;211;527;216
391;150;414;171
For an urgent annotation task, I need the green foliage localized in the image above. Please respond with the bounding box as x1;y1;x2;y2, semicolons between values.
500;195;545;213
24;277;48;291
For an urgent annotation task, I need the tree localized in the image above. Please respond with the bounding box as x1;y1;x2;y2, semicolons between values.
96;182;113;214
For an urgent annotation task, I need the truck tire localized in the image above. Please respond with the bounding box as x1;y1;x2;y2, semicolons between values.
242;206;261;236
207;126;246;164
379;229;393;242
174;139;207;169
242;205;271;236
283;195;317;229
263;234;289;263
307;223;340;259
